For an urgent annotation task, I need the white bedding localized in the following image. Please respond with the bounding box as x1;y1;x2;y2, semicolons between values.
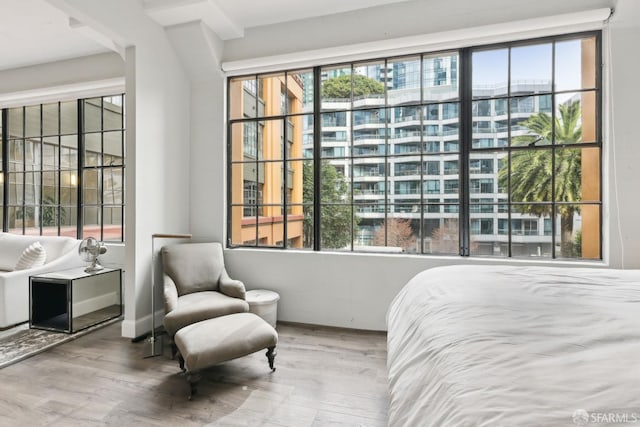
387;265;640;427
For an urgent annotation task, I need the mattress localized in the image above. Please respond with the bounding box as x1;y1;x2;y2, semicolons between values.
386;265;640;426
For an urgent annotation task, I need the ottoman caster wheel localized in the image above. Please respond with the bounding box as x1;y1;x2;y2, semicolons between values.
266;346;277;371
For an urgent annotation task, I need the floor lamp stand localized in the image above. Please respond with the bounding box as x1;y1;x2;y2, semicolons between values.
144;232;192;358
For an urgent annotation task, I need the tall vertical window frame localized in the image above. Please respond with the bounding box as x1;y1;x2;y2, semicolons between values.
467;33;601;259
228;72;312;249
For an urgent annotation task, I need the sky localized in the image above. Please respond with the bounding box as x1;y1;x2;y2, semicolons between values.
473;39;584;92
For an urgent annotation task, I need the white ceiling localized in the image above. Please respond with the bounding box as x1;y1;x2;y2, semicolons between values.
0;0;108;71
143;0;415;40
0;0;413;72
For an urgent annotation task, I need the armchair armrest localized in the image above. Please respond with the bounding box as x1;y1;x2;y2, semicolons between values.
219;268;246;300
163;273;179;313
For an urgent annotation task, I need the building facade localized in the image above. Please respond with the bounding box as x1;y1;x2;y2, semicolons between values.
229;74;305;247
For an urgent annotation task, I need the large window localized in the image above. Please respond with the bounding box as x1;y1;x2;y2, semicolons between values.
228;73;310;248
2;94;125;242
469;35;600;259
227;32;601;260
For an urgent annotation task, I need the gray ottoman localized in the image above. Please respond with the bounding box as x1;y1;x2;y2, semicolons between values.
174;312;278;399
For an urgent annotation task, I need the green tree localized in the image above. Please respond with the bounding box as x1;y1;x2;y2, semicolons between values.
42;195;66;227
321;74;385;99
499;100;582;257
303;161;358;249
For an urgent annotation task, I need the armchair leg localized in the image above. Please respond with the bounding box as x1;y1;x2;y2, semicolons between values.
178;354;186;372
171;342;178;360
266;346;277;372
187;371;201;400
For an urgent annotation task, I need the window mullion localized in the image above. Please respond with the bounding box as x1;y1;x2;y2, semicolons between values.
384;59;389;248
419;55;425;254
77;99;84;239
57;102;62;237
1;109;7;232
459;48;472;256
349;64;355;252
39;104;43;236
282;74;288;249
312;66;321;251
100;97;105;242
226;79;233;247
21;107;26;235
550;42;557;259
507;47;513;258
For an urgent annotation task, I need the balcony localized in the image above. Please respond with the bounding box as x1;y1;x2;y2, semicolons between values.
394;169;420;177
354;189;385;197
353;134;386;143
354;172;385;180
353;94;385;108
355;204;386;214
353;146;385;156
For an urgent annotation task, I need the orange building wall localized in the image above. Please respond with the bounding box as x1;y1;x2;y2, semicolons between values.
230;75;304;247
580;37;600;258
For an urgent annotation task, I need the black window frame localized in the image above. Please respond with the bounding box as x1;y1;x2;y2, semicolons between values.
227;30;602;260
1;93;126;242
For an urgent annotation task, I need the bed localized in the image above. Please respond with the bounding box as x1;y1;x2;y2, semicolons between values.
387;265;640;426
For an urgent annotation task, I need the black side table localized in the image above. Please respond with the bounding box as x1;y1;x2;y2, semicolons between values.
30;267;122;334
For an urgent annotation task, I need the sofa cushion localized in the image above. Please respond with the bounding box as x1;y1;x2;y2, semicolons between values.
14;241;47;270
0;233;34;271
163;291;249;336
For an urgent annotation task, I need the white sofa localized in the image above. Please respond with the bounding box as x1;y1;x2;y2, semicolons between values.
0;233;85;328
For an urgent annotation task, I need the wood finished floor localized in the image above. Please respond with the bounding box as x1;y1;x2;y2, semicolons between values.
0;321;389;426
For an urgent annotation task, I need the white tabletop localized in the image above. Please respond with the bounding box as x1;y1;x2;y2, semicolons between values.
31;266;120;280
246;289;280;305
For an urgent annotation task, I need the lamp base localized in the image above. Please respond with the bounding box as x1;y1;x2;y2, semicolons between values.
143;335;165;358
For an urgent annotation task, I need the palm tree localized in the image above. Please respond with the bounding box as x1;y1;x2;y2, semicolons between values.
498;100;582;257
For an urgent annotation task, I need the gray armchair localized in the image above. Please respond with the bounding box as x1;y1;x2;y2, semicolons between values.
161;242;249;337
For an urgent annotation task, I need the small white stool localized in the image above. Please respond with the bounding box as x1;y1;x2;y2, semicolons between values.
246;289;280;328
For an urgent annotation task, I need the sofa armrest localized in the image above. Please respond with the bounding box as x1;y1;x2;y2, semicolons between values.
163;273;179;313
219;268;246;300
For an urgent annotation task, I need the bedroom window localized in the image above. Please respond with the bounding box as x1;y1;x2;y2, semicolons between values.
2;94;125;242
228;72;311;248
469;35;601;259
227;32;601;260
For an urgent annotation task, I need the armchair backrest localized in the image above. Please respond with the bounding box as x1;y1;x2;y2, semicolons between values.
161;242;226;297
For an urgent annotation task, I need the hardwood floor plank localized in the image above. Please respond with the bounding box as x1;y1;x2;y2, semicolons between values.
0;321;389;426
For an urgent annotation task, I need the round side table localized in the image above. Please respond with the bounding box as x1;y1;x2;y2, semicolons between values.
245;289;280;328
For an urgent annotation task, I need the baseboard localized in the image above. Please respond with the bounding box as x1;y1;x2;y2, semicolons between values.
120;309;165;339
276;320;387;335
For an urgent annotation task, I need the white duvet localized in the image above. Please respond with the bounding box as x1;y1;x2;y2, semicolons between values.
387;265;640;427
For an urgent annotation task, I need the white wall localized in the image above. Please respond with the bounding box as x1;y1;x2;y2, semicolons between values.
47;0;192;338
164;22;227;243
604;0;640;269
0;52;124;107
223;0;615;62
209;0;640;331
